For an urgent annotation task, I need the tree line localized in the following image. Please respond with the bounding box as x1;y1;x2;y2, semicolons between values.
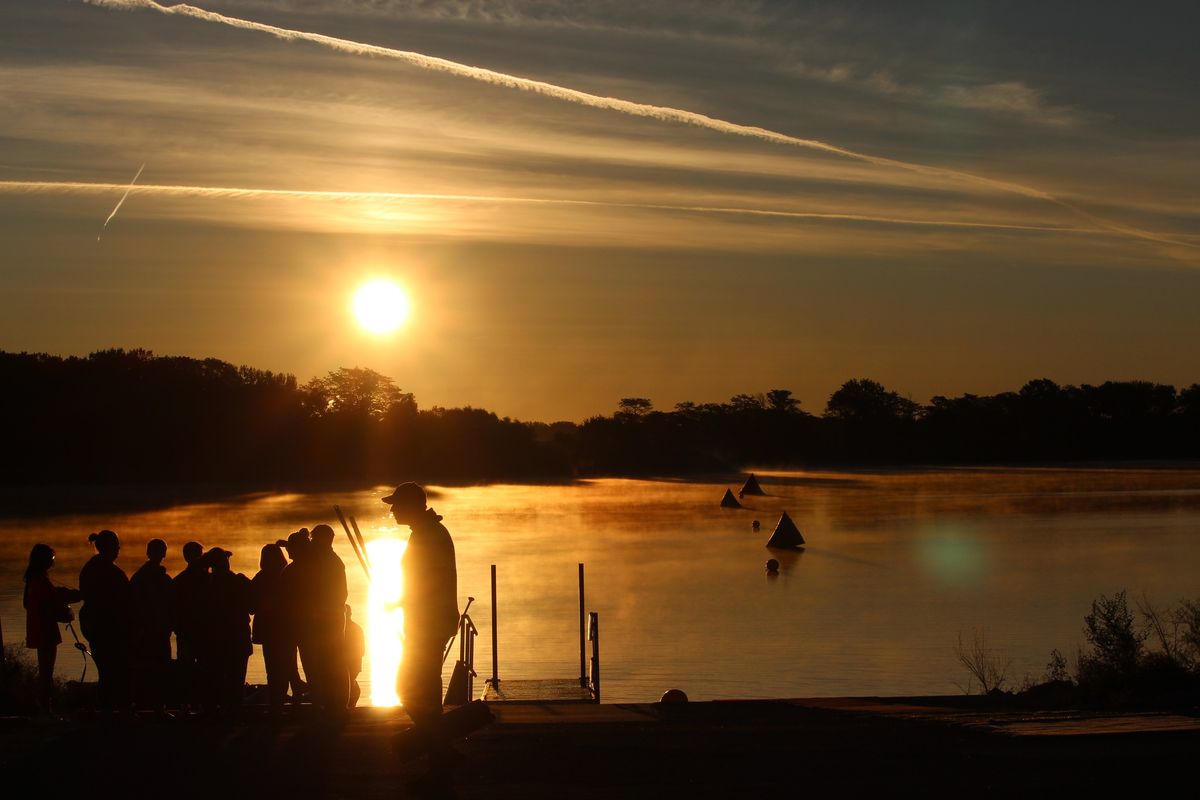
3;349;1199;488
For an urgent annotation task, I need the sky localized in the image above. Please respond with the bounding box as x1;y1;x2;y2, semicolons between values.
1;0;1198;421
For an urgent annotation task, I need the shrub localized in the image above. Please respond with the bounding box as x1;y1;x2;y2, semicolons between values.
0;645;40;715
1078;590;1145;687
953;627;1011;694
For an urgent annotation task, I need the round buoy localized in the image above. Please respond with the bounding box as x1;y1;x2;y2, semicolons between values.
765;558;780;573
752;520;761;530
660;688;689;704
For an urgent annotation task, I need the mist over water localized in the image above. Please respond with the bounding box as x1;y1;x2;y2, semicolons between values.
2;467;1199;703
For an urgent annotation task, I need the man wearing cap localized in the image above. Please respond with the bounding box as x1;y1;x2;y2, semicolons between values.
383;482;459;782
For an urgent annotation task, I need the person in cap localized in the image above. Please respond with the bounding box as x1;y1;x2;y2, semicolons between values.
383;483;459;785
129;538;175;713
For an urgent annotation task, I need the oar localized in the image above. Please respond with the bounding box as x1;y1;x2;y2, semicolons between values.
334;505;372;580
348;515;370;568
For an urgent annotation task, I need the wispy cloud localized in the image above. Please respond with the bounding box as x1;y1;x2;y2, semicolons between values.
81;0;1194;253
0;178;1106;236
787;60;1083;128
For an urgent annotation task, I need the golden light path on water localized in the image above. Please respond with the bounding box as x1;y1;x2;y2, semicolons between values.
366;538;406;707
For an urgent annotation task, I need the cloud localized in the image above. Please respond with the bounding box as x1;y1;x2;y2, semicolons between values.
0;178;1104;235
784;60;1083;128
79;0;1192;253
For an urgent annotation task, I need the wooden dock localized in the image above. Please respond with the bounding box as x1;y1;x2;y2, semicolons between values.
483;678;595;703
477;563;601;704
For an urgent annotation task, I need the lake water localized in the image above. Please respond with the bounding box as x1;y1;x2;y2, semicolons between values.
3;467;1199;703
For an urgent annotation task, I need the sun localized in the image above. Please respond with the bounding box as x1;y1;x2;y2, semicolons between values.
352;278;410;334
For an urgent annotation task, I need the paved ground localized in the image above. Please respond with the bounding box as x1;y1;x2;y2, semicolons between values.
2;698;1197;798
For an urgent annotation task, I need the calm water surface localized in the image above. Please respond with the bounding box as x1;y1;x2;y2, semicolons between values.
2;467;1199;703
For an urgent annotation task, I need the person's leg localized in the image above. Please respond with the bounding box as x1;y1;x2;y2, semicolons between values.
399;637;454;776
231;652;249;710
109;640;131;711
36;645;57;713
151;635;171;711
176;637;197;712
322;635;350;712
89;638;110;710
292;641;310;697
263;642;288;712
298;640;322;708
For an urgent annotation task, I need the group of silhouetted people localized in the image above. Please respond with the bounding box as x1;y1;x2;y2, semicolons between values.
23;524;365;718
22;482;460;793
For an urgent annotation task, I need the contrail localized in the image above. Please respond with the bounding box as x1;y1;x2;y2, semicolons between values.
82;1;1195;251
0;179;1114;236
97;162;144;240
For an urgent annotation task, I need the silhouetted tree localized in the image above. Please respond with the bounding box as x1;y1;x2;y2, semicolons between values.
617;398;653;418
765;389;800;413
2;349;1199;490
825;379;918;421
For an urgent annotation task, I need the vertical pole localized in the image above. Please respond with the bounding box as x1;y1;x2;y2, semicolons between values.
578;563;586;686
490;564;499;684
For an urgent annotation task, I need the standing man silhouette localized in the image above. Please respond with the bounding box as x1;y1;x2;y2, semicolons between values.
383;483;459;788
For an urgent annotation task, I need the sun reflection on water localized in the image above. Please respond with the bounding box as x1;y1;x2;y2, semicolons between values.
366;538;406;706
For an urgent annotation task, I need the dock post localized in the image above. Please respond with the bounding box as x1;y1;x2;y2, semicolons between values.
490;563;499;685
578;563;586;686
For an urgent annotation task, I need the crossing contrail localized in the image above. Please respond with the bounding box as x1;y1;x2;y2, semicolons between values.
97;162;144;240
0;178;1115;236
80;0;1197;251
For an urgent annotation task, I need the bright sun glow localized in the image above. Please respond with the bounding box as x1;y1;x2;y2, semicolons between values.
367;538;406;706
352;278;410;334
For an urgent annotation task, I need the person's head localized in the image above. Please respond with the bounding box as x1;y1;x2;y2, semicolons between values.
182;541;204;564
382;482;426;525
146;538;167;563
310;524;335;550
88;529;120;560
204;547;232;573
24;543;56;582
285;529;310;560
260;542;287;573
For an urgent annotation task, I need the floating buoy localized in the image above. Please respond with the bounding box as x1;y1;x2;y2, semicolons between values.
752;520;761;531
766;511;805;549
765;558;780;573
740;473;766;496
660;688;689;704
720;488;741;509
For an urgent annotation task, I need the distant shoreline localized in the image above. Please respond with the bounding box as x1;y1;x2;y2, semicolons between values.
5;459;1200;519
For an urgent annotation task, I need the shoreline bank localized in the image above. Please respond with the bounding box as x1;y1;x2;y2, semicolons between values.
2;697;1197;798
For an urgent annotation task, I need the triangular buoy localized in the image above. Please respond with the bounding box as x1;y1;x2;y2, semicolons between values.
720;488;741;509
740;474;766;496
766;511;805;548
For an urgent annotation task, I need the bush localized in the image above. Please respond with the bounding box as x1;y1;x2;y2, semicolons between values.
953;627;1011;695
1078;590;1145;688
1044;649;1070;683
0;646;40;715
